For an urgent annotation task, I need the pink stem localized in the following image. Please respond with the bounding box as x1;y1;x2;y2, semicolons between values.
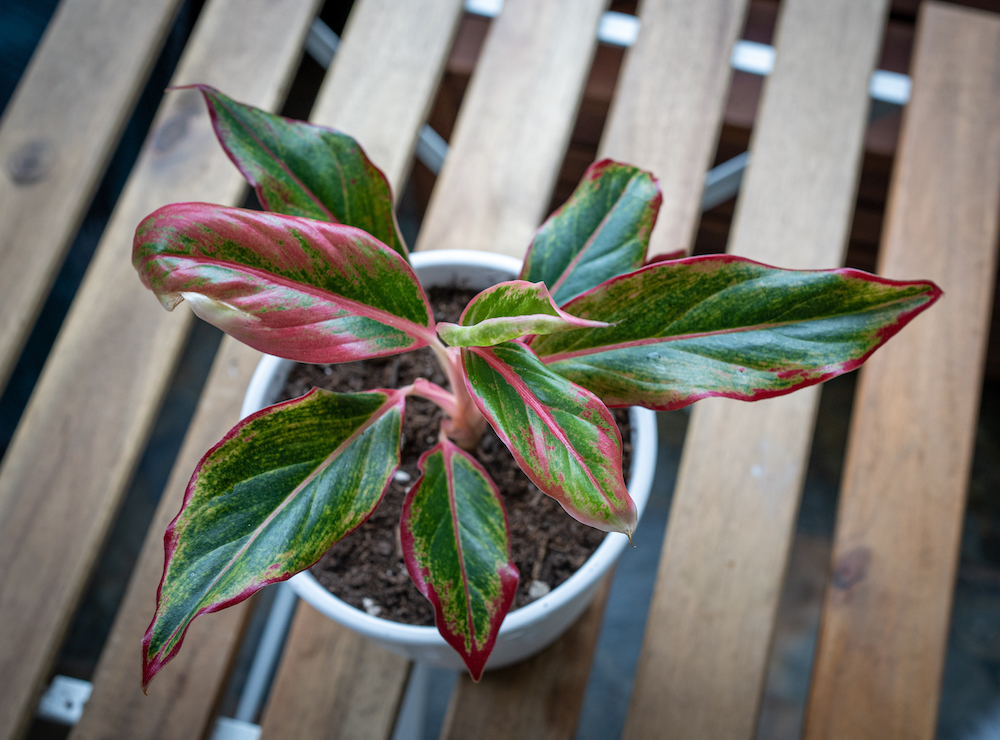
428;339;487;450
409;379;461;420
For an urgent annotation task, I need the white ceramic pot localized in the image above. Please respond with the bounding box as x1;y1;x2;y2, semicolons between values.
241;249;657;672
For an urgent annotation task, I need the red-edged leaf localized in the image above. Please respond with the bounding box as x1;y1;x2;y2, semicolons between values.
462;341;636;536
530;255;942;409
133;203;434;363
436;280;609;347
519;159;661;304
645;248;687;264
189;84;407;259
401;439;518;681
142;388;404;690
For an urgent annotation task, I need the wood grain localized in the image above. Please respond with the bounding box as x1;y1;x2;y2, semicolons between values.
439;575;612;740
258;602;410;740
0;0;320;737
311;0;465;193
598;0;750;258
803;5;1000;738
623;1;889;738
0;0;184;395
414;0;608;258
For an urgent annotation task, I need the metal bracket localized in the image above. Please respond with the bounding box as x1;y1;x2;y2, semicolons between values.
36;675;93;725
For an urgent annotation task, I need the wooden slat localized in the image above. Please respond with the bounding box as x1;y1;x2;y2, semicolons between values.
414;0;607;257
258;602;410;739
252;1;465;736
598;0;750;258
0;0;320;736
623;1;889;738
398;0;612;731
352;0;607;736
0;0;184;394
311;0;466;193
804;5;1000;738
439;576;611;740
429;0;751;730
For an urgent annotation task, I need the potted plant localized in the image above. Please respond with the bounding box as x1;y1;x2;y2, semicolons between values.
134;86;940;689
238;248;659;672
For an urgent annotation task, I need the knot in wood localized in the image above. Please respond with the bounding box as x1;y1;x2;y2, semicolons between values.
154;115;190;152
7;140;53;184
832;546;872;590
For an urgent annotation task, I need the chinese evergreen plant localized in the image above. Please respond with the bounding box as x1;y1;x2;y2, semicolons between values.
135;86;940;687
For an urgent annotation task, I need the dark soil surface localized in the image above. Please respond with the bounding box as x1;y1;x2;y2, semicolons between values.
278;286;632;626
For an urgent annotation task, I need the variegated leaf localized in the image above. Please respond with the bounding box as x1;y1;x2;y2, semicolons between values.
519;159;661;304
190;84;407;258
436;280;609;347
142;387;405;690
134;203;435;363
401;439;518;681
531;255;942;409
462;341;636;536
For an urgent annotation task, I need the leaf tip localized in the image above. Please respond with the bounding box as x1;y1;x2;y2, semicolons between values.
468;662;486;683
165;83;217;98
140;652;155;694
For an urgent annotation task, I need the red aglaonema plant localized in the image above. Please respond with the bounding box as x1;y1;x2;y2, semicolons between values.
135;86;940;688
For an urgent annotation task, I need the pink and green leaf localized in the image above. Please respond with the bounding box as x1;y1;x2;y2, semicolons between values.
401;439;518;681
189;84;407;259
142;387;405;690
519;159;661;304
530;255;942;409
133;203;435;363
436;280;609;347
462;341;636;536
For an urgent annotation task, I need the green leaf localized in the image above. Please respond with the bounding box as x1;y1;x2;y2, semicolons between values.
519;159;661;304
142;387;405;690
133;202;435;363
530;255;942;409
402;439;518;681
189;84;407;259
462;341;636;536
436;280;609;347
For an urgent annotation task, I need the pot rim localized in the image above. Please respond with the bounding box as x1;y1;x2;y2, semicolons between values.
241;249;657;648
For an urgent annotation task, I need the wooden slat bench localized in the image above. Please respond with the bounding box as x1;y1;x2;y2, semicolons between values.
0;0;997;739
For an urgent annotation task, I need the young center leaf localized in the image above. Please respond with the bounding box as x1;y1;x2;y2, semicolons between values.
134;203;435;363
531;255;942;409
401;439;518;681
436;280;610;347
190;84;407;258
462;341;636;536
519;159;661;304
143;388;405;690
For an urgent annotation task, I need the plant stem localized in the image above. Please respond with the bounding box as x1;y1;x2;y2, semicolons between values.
427;337;487;450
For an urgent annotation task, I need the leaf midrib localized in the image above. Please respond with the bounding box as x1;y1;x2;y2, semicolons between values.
147;253;436;343
159;391;403;652
211;90;336;222
470;346;620;518
443;443;479;648
547;186;632;301
539;290;927;364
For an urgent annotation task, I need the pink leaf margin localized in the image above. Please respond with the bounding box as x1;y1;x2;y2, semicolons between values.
400;439;518;681
462;345;636;537
141;387;406;691
535;254;944;410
